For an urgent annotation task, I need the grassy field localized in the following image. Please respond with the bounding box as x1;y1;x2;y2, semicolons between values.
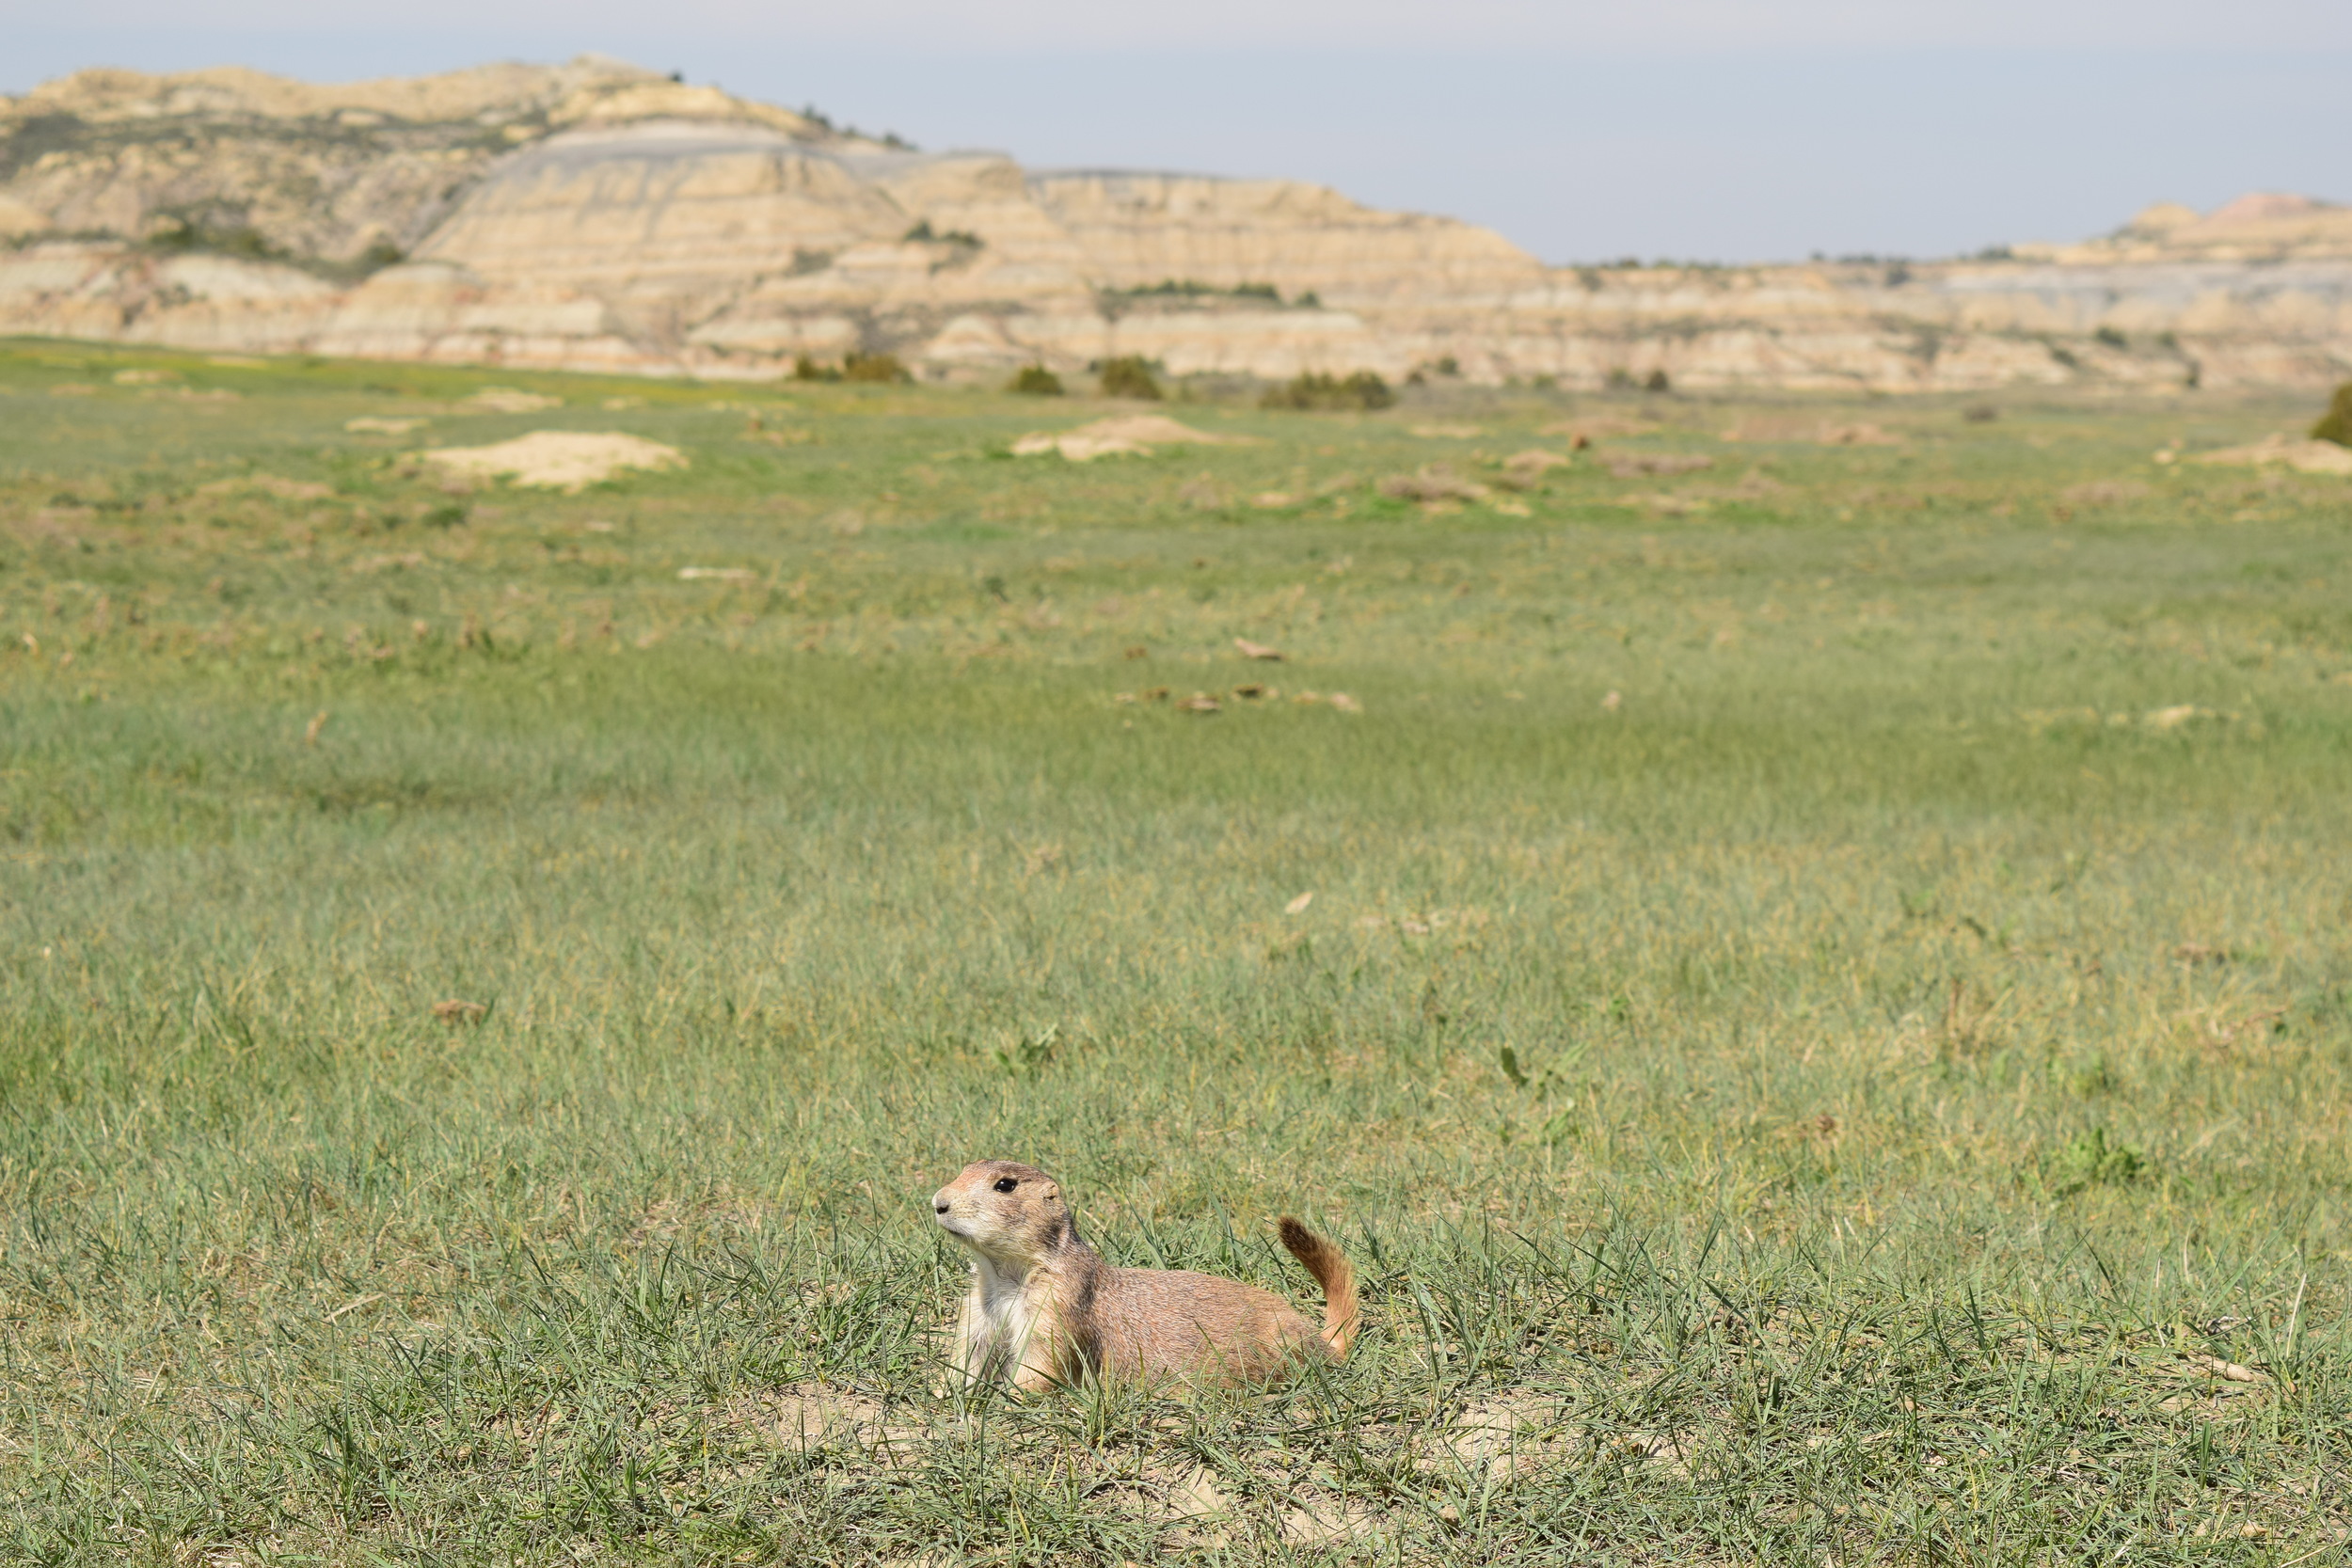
1;337;2347;1565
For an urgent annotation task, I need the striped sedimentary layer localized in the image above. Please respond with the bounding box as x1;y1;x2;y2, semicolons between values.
3;62;2346;390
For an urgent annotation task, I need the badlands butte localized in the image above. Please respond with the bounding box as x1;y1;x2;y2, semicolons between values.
3;55;2350;391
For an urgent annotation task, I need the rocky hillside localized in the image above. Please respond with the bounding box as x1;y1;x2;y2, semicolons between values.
3;57;2346;390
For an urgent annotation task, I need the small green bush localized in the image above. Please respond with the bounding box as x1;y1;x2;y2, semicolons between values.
792;356;840;384
903;220;983;247
1009;365;1064;396
1098;356;1163;400
2051;1127;2147;1195
1644;370;1673;393
2312;382;2352;447
1259;371;1394;412
146;218;278;261
1104;280;1315;309
842;353;909;384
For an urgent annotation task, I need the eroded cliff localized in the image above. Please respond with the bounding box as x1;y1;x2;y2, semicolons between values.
3;58;2345;390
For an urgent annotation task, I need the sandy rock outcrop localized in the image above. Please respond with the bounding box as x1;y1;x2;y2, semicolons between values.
3;57;2348;391
1030;170;1545;305
2031;193;2352;265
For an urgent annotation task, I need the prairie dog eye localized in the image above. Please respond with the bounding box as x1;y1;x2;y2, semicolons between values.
993;1177;1019;1194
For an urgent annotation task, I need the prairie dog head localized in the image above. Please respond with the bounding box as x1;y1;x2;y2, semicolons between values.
932;1160;1074;1267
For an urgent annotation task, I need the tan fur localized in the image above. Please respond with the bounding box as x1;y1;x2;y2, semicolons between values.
1277;1214;1359;1355
931;1159;1359;1389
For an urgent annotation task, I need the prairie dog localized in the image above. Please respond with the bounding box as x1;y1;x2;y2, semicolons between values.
931;1159;1359;1390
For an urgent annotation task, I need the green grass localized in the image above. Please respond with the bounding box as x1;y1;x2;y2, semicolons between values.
1;337;2348;1564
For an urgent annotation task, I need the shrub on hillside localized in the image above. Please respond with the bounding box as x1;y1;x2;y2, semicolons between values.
903;220;983;247
1098;356;1163;400
842;353;909;384
2312;383;2352;447
1259;371;1394;412
1009;365;1064;396
1111;280;1286;303
147;218;278;261
792;356;840;383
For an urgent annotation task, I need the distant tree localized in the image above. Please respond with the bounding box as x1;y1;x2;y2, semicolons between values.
1260;372;1394;412
1009;365;1064;396
2313;383;2352;447
1098;356;1163;400
904;220;983;246
842;353;909;384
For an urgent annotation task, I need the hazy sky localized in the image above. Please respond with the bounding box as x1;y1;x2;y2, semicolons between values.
8;0;2346;263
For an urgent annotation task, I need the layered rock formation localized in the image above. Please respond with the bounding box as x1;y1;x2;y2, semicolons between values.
3;58;2347;391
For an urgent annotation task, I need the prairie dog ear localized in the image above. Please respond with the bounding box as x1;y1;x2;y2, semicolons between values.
1042;1184;1061;1205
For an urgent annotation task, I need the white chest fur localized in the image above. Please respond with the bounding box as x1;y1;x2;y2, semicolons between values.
957;1256;1055;1386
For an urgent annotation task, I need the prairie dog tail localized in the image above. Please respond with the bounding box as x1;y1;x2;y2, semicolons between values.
1276;1216;1359;1357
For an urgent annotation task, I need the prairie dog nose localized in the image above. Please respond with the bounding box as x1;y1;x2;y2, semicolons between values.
934;1202;951;1214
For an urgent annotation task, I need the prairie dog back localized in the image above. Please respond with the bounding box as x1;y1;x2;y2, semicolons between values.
931;1159;1359;1388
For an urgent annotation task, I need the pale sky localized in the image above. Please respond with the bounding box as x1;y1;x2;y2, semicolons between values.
8;0;2345;263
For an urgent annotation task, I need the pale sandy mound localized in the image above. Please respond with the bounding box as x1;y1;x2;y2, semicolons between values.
197;473;334;501
1606;451;1714;478
1820;421;1902;446
421;431;685;490
2190;435;2352;475
462;387;563;414
1011;415;1248;462
1540;415;1659;439
1724;415;1900;445
1379;466;1489;501
346;415;427;435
